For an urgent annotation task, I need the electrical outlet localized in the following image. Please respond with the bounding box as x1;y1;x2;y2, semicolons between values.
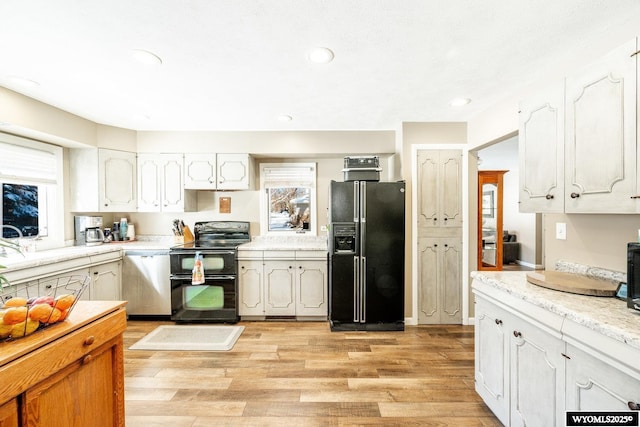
556;223;567;240
320;225;328;232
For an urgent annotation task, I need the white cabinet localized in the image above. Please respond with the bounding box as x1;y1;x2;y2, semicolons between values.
474;292;565;427
137;153;195;212
518;37;639;214
295;259;328;317
89;252;122;301
417;237;462;324
122;250;171;316
518;82;565;213
184;154;217;190
565;343;640;412
69;148;137;212
184;153;254;190
238;259;264;316
565;38;638;213
237;249;328;319
217;153;253;190
417;149;462;228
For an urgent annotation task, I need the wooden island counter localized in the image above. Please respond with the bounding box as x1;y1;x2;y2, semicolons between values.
0;301;127;426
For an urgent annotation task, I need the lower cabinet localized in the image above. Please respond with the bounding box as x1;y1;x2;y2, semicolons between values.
565;344;640;411
475;293;565;427
238;250;328;319
0;301;126;427
89;260;122;301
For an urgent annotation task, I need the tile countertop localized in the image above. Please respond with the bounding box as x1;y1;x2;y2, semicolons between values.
471;270;640;351
0;236;174;273
239;235;328;251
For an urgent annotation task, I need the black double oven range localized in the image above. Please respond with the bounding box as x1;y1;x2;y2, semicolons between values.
169;221;250;323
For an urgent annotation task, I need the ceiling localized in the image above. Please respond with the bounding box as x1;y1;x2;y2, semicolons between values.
1;1;640;132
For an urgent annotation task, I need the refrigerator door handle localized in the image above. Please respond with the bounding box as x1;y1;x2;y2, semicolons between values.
353;181;359;222
353;255;359;322
360;256;366;323
360;181;366;223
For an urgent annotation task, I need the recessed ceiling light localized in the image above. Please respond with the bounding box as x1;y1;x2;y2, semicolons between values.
277;114;293;122
131;49;162;66
308;47;334;64
9;76;40;88
449;97;471;107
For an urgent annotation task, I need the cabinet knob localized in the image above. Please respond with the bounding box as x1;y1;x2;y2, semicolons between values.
434;244;438;247
444;218;448;221
495;319;502;325
444;244;448;248
570;192;580;199
84;336;96;346
513;331;522;338
82;354;94;365
628;401;640;410
241;266;245;269
545;194;554;200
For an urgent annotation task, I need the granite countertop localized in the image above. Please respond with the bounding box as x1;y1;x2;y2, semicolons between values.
0;236;174;273
239;235;328;251
471;270;640;351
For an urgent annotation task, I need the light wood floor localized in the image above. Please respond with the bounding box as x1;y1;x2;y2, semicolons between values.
123;320;501;426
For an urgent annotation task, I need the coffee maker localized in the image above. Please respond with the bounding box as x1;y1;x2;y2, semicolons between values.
74;216;103;246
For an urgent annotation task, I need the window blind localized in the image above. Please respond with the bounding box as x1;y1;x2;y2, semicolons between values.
262;165;315;188
0;142;57;183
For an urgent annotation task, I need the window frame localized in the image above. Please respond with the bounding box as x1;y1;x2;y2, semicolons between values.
259;162;317;236
0;133;64;251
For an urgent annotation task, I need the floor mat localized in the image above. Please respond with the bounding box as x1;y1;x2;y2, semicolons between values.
129;325;244;351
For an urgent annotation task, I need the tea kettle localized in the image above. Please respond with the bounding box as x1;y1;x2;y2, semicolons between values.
85;227;105;246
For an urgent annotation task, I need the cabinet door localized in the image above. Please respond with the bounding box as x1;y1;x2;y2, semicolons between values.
238;260;264;316
161;154;186;212
184;154;217;189
417;150;462;229
475;296;510;426
90;261;121;301
565;38;637;213
264;260;295;316
0;398;18;427
39;269;92;301
138;153;185;212
217;153;252;190
295;260;327;317
566;343;640;412
98;149;137;212
509;316;565;427
22;337;123;427
519;83;565;213
417;237;461;324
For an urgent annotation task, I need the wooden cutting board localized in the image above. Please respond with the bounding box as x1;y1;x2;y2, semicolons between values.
526;271;619;297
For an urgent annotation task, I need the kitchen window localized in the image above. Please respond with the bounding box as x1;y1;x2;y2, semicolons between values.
0;133;63;250
260;163;316;235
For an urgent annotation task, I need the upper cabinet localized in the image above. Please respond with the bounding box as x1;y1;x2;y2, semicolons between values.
518;83;565;213
184;153;254;190
417;149;463;228
519;37;638;214
138;153;195;212
69;148;137;212
565;38;638;213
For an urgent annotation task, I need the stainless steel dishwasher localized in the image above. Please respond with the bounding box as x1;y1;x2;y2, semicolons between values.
122;249;171;317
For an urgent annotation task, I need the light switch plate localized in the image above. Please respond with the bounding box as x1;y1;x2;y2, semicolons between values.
556;222;567;240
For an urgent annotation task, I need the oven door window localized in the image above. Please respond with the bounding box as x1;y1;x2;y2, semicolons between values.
181;257;225;272
184;285;224;310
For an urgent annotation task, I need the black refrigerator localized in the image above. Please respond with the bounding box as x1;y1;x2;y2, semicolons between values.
328;180;405;331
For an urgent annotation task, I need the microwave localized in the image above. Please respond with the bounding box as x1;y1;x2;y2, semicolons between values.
627;243;640;311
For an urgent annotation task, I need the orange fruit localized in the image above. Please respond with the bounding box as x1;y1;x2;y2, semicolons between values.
11;318;39;337
3;297;27;308
28;303;54;322
2;307;28;325
54;294;75;311
0;322;12;338
46;308;62;324
58;309;69;321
